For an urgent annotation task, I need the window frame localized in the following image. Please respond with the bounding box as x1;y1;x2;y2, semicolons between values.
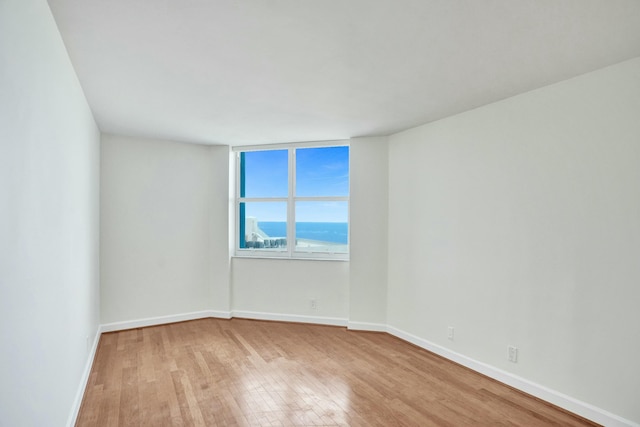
233;141;350;260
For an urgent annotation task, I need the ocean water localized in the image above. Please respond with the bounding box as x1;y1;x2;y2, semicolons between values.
259;222;348;244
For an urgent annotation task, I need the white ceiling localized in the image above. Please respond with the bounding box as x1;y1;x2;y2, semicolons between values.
47;0;640;146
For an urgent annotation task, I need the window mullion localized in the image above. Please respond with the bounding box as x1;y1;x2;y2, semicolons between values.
287;148;296;257
294;196;349;202
237;197;288;203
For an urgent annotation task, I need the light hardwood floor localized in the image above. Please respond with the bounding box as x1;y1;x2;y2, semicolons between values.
76;318;599;426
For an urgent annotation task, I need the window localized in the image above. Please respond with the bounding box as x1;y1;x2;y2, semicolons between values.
235;142;349;259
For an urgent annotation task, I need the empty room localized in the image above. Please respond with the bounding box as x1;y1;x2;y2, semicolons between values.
2;0;640;426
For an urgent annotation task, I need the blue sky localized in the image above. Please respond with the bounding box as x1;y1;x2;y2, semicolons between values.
242;146;349;222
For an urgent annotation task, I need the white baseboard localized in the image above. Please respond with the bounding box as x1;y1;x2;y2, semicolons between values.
347;321;387;332
99;310;346;334
232;310;348;327
100;310;231;333
66;324;101;427
386;325;639;427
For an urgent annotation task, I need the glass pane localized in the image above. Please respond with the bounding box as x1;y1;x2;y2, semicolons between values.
240;150;288;198
239;202;287;249
295;201;348;253
296;146;349;197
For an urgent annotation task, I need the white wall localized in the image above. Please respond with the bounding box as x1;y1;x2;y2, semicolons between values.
100;135;230;324
0;1;101;426
387;57;640;424
211;145;233;314
231;258;349;323
100;134;372;327
349;137;389;329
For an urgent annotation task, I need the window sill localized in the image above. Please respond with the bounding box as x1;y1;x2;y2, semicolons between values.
232;254;349;262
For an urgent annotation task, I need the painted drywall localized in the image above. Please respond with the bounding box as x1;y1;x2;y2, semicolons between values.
210;145;232;314
100;135;230;323
0;0;101;425
348;137;389;329
387;57;640;423
231;257;349;323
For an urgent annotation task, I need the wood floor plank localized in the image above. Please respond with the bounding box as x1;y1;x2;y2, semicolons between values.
76;318;600;426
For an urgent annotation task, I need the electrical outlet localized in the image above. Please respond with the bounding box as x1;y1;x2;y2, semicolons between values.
310;299;318;311
508;345;518;363
86;335;91;352
447;326;455;341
